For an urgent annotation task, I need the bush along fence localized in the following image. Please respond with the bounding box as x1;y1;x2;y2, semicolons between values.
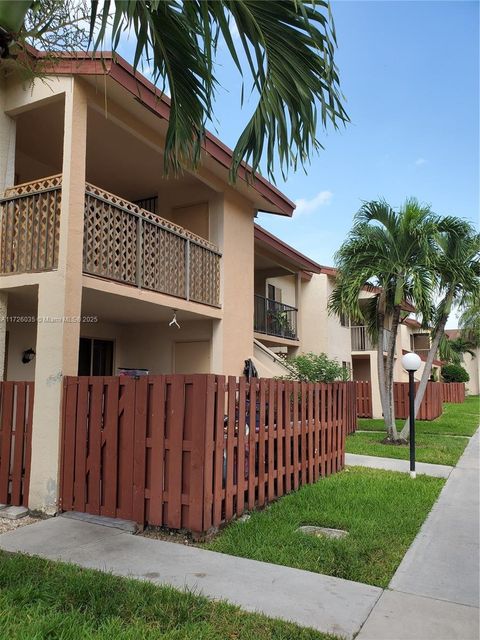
0;381;34;507
394;380;443;421
355;380;373;418
60;375;357;537
440;382;465;404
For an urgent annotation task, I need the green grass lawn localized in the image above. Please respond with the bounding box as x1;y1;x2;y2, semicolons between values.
358;396;480;437
346;431;469;466
205;467;444;588
0;551;337;640
347;397;479;466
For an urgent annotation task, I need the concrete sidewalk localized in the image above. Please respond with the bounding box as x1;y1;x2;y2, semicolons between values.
357;429;479;640
345;452;453;478
0;515;381;639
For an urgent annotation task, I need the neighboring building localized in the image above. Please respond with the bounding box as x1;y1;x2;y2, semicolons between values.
444;329;480;396
0;51;296;511
269;267;442;418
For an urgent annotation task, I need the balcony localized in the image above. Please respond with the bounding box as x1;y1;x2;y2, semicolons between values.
351;326;392;352
254;294;298;340
0;175;221;307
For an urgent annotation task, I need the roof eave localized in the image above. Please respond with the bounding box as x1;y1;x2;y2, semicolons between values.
28;49;295;217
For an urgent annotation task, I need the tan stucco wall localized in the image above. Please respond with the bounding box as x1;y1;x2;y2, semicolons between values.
462;350;479;395
265;275;296;306
300;273;351;366
119;319;212;374
213;188;255;376
5;319;37;381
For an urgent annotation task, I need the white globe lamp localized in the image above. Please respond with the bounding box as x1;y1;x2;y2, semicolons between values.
402;352;421;372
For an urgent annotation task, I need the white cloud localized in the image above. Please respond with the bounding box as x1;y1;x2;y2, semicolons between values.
294;190;333;216
415;157;427;166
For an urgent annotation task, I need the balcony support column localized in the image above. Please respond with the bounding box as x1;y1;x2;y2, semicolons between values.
28;79;88;513
0;292;7;380
0;82;15;192
295;272;302;343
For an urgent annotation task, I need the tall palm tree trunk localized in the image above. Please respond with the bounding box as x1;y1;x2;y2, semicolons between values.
385;305;402;440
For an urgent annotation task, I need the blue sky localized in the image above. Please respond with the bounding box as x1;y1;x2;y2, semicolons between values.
203;0;479;268
117;1;478;328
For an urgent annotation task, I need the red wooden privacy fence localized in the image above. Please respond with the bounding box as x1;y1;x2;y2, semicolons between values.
0;381;34;507
440;382;465;404
394;381;443;421
355;381;373;418
60;375;356;536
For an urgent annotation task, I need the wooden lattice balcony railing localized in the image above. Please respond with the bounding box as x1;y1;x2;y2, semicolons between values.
0;176;221;307
0;175;62;274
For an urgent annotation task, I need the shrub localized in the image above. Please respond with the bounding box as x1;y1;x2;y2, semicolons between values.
441;364;470;383
282;352;349;383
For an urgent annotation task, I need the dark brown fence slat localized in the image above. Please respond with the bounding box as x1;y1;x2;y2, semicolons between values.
276;381;284;498
132;376;148;526
212;376;225;527
188;375;208;533
73;378;89;512
164;375;184;529
257;379;267;506
284;381;292;494
22;382;34;507
267;379;275;503
292;381;299;490
87;377;103;515
225;376;236;522
247;378;257;510
0;382;14;504
102;377;119;518
10;382;26;506
117;378;135;520
202;374;216;531
147;376;166;526
236;377;247;516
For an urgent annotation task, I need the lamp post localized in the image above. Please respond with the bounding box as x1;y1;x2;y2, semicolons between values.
401;352;422;479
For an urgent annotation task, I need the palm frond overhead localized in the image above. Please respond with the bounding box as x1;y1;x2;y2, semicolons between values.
0;0;349;181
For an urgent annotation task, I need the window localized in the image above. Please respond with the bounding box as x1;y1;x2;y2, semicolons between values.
340;313;349;327
267;284;282;302
78;338;114;376
342;361;351;379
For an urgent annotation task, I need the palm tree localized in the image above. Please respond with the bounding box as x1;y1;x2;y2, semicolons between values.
399;220;480;438
328;198;437;441
458;292;480;345
0;0;348;181
439;334;477;366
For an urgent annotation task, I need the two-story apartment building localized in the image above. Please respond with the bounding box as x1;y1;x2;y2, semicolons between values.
445;329;480;396
267;263;442;418
0;51;296;511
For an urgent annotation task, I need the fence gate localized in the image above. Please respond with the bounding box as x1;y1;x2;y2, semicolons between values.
355;381;373;418
0;381;34;507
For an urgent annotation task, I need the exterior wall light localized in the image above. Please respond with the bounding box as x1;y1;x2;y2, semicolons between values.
22;348;36;364
401;352;422;478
